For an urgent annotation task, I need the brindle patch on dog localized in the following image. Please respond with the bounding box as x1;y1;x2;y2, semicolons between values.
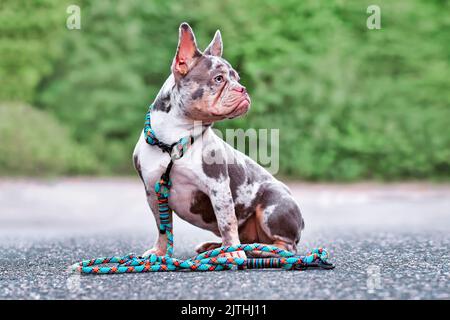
133;155;144;184
153;93;171;113
183;57;213;84
266;199;302;243
191;88;204;100
189;190;216;224
228;163;246;199
202;148;227;179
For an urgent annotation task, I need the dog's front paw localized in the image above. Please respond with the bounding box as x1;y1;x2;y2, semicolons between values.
142;247;166;257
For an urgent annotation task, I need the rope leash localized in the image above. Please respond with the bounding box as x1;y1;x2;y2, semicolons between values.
70;106;334;274
71;245;332;274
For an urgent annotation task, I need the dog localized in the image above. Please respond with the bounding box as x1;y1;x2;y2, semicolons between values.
133;23;304;259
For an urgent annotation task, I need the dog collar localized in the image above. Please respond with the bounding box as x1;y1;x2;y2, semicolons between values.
144;104;194;160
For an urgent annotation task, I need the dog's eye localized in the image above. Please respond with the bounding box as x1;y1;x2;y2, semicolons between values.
214;75;224;83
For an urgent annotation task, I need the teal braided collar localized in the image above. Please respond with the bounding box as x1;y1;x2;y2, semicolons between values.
144;104;194;160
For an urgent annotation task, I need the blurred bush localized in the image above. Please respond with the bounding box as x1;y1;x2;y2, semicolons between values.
0;0;64;102
0;0;449;179
0;103;99;175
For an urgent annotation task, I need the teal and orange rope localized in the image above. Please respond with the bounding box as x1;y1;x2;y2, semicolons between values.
70;107;334;274
71;244;331;274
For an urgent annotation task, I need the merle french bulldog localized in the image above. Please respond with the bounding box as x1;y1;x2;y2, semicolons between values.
133;23;304;259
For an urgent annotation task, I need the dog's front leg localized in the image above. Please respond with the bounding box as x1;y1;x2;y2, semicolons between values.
208;185;246;259
142;194;169;257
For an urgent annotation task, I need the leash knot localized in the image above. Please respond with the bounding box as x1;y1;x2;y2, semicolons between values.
155;176;171;198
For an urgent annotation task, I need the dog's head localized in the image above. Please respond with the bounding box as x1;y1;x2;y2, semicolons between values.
170;23;251;123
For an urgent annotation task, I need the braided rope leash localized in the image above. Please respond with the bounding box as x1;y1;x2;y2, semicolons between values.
70;107;335;274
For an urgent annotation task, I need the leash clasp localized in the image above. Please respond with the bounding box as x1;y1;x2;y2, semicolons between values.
170;136;194;160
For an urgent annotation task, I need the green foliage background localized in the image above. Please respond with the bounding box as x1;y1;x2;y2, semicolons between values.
0;0;449;180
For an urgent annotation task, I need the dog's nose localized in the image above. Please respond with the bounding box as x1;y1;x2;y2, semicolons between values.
233;85;247;94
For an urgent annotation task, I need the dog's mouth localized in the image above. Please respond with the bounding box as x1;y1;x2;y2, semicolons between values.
209;90;251;120
225;96;251;119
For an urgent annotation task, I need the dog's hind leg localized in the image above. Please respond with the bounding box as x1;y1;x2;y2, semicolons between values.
240;193;302;258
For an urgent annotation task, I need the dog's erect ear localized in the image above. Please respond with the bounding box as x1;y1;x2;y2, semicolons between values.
204;30;222;57
172;22;202;76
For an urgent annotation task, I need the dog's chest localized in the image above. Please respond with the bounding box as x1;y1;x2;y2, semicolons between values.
134;134;214;227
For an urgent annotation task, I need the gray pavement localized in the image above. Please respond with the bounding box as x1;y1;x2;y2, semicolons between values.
0;178;449;299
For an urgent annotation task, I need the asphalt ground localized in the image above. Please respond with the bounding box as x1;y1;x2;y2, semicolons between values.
0;178;449;299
